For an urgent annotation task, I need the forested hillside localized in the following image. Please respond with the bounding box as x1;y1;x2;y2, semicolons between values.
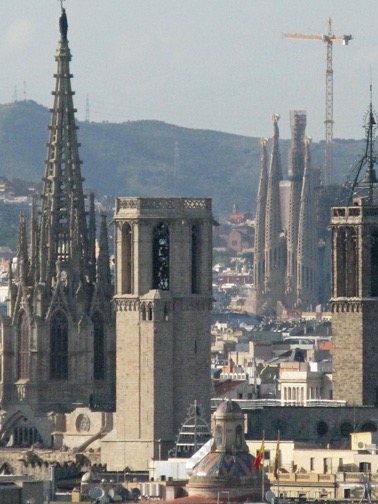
0;100;366;218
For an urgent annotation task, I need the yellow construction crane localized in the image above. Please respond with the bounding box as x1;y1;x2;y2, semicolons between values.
283;18;353;185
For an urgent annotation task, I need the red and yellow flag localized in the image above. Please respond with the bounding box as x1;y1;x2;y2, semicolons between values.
253;441;264;471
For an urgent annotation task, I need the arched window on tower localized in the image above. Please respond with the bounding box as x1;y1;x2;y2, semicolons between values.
50;311;68;380
92;311;105;380
152;222;169;290
17;312;29;380
191;225;200;294
215;425;223;449
121;222;132;294
235;424;243;449
335;226;358;297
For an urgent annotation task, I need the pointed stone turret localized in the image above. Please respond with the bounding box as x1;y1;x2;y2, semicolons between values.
264;114;285;311
88;193;97;285
252;138;269;314
17;213;29;284
297;136;318;309
97;214;112;299
29;194;38;285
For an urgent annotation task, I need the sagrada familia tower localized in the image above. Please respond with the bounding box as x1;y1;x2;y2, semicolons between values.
252;111;319;314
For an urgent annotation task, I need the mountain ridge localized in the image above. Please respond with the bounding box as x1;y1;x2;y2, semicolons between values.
0;100;366;218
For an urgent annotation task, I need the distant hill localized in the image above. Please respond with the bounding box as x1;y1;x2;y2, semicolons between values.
0;100;366;219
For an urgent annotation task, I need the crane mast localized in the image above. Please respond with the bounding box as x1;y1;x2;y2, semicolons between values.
283;18;353;185
325;18;334;186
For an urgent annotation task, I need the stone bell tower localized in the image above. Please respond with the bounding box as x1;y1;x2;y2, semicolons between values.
331;199;378;405
331;93;378;407
101;197;213;470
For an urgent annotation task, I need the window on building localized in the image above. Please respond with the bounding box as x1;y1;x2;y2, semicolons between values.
344;489;351;499
92;311;105;380
121;222;132;294
323;457;331;474
13;425;42;447
152;222;169;290
17;311;29;380
310;457;315;471
359;462;371;473
50;311;68;380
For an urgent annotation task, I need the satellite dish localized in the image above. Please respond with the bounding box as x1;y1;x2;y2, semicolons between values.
265;490;276;503
89;486;105;500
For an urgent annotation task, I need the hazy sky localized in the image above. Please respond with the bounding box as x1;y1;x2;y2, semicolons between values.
1;1;378;140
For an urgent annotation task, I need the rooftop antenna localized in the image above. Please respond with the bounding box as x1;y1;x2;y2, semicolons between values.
58;0;66;10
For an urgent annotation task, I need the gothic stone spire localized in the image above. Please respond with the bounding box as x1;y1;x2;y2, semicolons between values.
39;7;90;294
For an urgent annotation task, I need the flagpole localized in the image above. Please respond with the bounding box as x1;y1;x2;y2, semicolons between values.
277;430;280;501
262;430;265;501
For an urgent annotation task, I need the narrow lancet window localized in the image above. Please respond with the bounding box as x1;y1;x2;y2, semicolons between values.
17;312;29;380
121;223;132;294
50;311;68;380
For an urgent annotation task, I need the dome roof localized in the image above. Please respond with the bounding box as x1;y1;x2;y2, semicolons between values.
215;400;242;415
192;451;257;479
